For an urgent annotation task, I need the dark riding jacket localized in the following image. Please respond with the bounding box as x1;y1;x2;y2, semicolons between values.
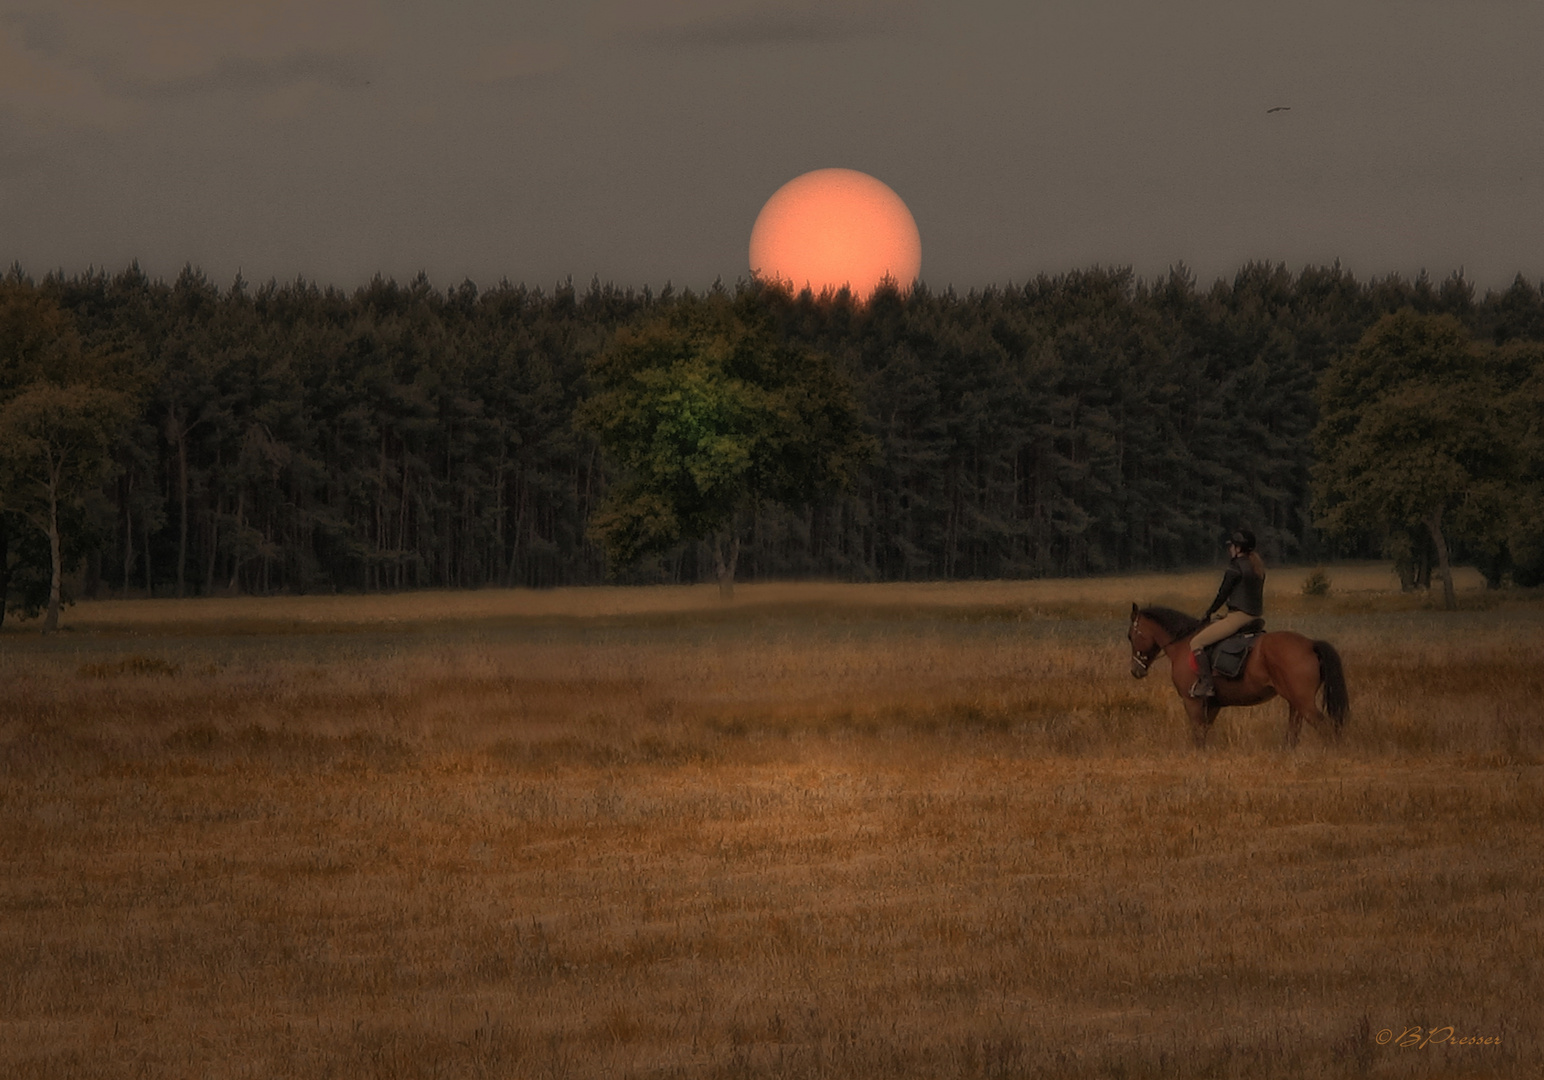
1205;556;1264;618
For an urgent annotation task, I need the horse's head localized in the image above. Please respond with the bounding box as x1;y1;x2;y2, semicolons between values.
1128;603;1163;679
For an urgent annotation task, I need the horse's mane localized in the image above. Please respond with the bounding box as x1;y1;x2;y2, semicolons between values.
1138;606;1205;639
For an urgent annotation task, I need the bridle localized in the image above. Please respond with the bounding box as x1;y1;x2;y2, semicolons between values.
1128;615;1163;677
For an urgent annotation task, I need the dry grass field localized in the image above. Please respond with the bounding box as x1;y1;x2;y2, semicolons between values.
1;564;1539;1079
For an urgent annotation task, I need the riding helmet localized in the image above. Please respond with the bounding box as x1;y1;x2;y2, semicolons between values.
1230;528;1257;553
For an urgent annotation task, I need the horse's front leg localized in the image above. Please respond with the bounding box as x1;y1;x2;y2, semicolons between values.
1185;697;1217;748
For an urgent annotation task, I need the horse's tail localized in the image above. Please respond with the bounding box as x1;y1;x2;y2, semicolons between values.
1313;640;1349;731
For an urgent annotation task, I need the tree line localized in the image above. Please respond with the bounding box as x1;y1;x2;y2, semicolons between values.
3;259;1544;626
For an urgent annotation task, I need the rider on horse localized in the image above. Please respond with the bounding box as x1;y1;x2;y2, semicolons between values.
1190;529;1265;698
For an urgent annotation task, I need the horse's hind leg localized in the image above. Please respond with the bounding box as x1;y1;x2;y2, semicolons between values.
1284;691;1333;748
1307;702;1341;745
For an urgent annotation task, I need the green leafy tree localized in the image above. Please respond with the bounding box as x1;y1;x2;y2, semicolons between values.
1501;342;1544;583
0;382;128;629
1;272;87;627
578;295;874;598
1314;310;1510;608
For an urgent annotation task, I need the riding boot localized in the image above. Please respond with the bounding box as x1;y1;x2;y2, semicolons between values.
1190;649;1215;698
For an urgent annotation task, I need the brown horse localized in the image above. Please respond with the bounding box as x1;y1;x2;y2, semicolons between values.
1127;604;1349;748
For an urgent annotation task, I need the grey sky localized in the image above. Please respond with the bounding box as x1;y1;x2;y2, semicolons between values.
3;0;1542;294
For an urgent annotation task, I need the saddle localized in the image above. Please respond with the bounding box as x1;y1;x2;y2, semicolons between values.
1205;618;1265;679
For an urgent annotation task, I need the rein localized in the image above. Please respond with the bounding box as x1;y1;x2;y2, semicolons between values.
1129;616;1167;674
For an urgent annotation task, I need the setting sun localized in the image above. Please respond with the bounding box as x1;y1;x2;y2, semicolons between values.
749;168;921;298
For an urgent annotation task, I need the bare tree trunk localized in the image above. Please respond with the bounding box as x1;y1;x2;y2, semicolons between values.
143;510;154;597
376;431;387;592
398;457;409;590
712;529;740;602
205;500;218;596
1427;507;1456;611
121;480;134;599
228;488;244;592
206;509;219;596
175;419;189;598
44;468;62;633
509;470;527;586
205;456;219;596
0;511;11;631
493;450;505;586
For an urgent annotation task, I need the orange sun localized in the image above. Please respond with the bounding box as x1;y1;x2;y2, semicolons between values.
749;168;921;298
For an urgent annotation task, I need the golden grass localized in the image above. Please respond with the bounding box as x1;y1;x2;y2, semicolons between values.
1;566;1538;1078
26;561;1494;634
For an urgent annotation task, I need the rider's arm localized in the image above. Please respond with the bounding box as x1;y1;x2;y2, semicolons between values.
1204;566;1241;619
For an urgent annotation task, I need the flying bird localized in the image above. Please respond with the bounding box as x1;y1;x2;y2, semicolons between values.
1267;106;1291;113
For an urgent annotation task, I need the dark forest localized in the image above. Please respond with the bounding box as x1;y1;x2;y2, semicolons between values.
4;259;1544;616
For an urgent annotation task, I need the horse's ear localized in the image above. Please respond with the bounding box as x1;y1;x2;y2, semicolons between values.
1130;602;1139;618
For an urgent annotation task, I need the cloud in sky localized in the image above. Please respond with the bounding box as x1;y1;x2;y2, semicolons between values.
466;38;570;84
0;0;385;124
589;0;915;48
116;51;372;98
0;18;133;128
